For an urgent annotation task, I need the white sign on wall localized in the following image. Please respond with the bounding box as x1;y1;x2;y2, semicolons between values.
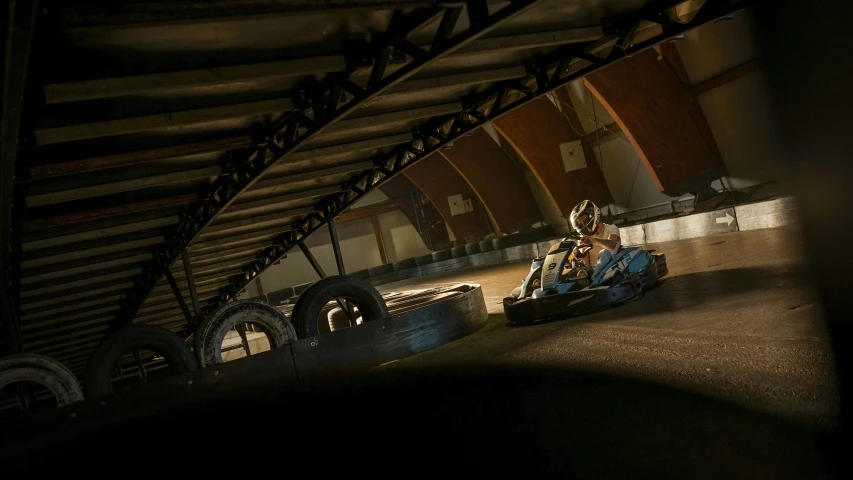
448;194;466;216
560;140;587;172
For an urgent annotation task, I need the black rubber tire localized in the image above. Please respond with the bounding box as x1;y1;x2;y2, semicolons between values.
0;353;84;406
349;269;371;280
451;245;467;258
415;253;434;266
393;257;417;271
464;242;481;255
194;300;297;368
479;240;494;252
431;249;453;262
292;276;389;339
368;264;395;277
496;233;524;249
525;225;556;243
84;325;197;399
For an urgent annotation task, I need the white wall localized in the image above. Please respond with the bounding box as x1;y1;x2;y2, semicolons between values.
377;210;431;262
256;218;382;292
241;188;434;295
566;79;675;214
590;136;675;213
674;8;786;185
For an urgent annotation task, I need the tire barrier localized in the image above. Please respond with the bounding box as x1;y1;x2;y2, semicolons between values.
293;282;314;297
194;300;297;368
464;242;481;255
266;287;295;306
478;239;494;252
291;276;389;339
0;354;84;407
431;249;453;262
393;257;418;271
451;245;467;258
367;264;394;277
349;269;371;280
415;253;434;266
84;325;198;399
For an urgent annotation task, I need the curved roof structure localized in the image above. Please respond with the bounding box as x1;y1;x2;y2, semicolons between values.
1;0;749;371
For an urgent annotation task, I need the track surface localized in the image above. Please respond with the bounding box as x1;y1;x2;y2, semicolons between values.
377;226;839;428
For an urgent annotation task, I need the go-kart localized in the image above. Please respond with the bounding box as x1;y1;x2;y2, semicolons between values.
503;236;667;325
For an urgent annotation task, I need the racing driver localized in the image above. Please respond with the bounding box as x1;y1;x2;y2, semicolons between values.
568;200;621;277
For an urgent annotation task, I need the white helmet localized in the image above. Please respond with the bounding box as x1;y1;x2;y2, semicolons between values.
569;200;600;236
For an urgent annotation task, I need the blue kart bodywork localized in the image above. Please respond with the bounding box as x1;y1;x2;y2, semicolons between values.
503;237;668;325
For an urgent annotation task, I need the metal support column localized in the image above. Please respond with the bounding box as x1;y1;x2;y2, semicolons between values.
297;240;351;320
298;241;328;278
1;0;39;355
327;217;346;276
163;269;196;329
180;250;201;320
132;349;147;382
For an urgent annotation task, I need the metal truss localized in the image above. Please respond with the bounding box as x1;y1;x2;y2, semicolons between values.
190;0;752;318
120;0;542;324
181;0;753;318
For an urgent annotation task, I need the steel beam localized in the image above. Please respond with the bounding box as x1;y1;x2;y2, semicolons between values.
26;166;221;207
35;98;295;145
327;217;346;276
163;269;196;328
190;0;750;312
122;1;544;322
180;250;201;319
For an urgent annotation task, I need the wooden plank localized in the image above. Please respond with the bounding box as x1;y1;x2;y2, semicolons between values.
372;215;388;264
438;128;539;233
692;59;761;96
35;98;294;144
493;96;610;215
583;48;725;195
22;194;196;231
335;201;400;223
29;136;252;178
403;156;491;243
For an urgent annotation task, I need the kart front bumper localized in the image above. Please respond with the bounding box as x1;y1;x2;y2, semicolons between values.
503;275;643;325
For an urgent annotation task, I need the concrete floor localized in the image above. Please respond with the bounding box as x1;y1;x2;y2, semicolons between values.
377;226;839;429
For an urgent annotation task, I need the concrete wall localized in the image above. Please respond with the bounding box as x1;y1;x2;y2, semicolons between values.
566;81;675;215
676;9;786;186
243;188;432;294
376;210;432;263
563;8;784;212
